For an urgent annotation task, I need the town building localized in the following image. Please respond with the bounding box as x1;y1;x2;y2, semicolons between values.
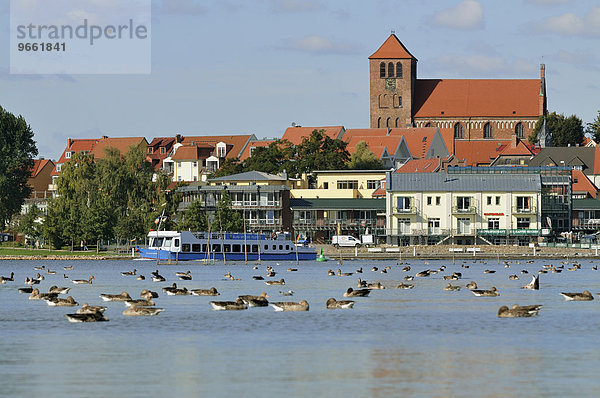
23;159;55;213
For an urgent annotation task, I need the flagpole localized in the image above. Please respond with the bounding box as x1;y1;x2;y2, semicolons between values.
155;208;165;266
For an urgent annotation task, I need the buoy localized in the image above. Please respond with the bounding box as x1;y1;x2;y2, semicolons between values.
316;248;327;262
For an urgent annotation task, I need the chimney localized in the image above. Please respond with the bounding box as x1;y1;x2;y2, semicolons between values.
102;135;108;139
540;64;545;79
67;138;73;148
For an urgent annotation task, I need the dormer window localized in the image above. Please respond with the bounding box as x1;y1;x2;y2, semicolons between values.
217;142;226;158
147;147;153;154
160;147;166;154
65;151;72;159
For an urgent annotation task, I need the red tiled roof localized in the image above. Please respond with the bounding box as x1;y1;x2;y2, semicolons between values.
369;34;416;60
343;127;440;159
239;140;276;161
438;128;456;155
413;79;542;118
582;136;597;147
171;144;215;161
395;158;440;173
52;138;99;176
90;137;148;159
180;135;254;159
497;138;535;157
572;169;598;198
399;129;437;159
454;140;511;166
281;126;344;146
30;159;53;178
345;136;401;159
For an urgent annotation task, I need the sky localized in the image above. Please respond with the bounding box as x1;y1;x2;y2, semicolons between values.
1;0;599;160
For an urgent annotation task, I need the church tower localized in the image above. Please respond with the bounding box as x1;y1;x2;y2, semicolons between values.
369;34;417;129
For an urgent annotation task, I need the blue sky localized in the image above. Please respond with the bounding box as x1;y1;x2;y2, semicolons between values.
1;0;599;159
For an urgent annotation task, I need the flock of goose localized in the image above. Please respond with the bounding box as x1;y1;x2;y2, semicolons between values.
2;257;598;321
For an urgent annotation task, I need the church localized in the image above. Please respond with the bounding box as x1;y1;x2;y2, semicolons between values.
369;34;548;143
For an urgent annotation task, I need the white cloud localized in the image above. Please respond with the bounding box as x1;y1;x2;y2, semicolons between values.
282;35;358;55
536;7;600;36
433;54;537;77
433;0;483;30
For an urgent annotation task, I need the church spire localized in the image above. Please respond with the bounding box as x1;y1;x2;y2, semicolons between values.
369;34;417;60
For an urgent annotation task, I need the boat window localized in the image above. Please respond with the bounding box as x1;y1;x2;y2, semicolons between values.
233;244;241;253
272;245;276;250
212;244;221;253
223;244;231;253
245;245;250;253
182;244;191;252
192;244;201;252
164;238;172;248
153;238;164;248
285;245;289;250
174;239;180;248
252;245;258;253
264;244;268;251
202;244;208;252
279;245;283;250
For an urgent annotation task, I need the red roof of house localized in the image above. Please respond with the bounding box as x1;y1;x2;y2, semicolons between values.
395;158;441;173
239;140;276;161
496;138;535;157
454;140;512;166
343;127;441;159
171;144;215;161
582;136;597;147
369;34;416;60
413;79;542;118
90;137;148;159
52;138;100;176
180;135;254;159
345;136;401;159
572;169;598;198
30;159;53;178
281;126;345;146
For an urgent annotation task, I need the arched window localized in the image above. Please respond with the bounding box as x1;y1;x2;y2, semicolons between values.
515;122;524;138
379;62;385;78
454;123;463;139
395;118;400;128
377;117;381;128
425;122;431;127
484;122;493;139
398;96;402;107
396;62;402;78
386;117;391;128
388;62;394;78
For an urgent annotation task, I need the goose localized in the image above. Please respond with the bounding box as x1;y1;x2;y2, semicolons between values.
380;269;387;274
396;283;414;289
45;296;78;306
343;288;370;297
465;281;477;290
137;275;146;280
72;276;94;284
122;306;165;316
266;270;276;277
33;265;45;270
252;276;264;280
0;272;14;282
287;268;298;272
367;281;385;290
65;312;108;322
46;269;56;275
270;300;309;312
162;283;190;296
24;277;40;285
238;292;269;307
152;274;166;282
121;269;136;276
209;298;248;311
371;267;378;272
64;265;73;270
29;289;58;301
327;269;335;276
415;270;431;277
355;267;363;274
443;275;458;280
63;274;69;279
471;286;499;297
124;297;155;307
509;275;519;280
49;286;71;294
521;275;539;290
18;286;34;294
483;269;496;274
140;289;159;298
280;290;294;296
100;292;132;302
175;270;191;277
176;270;192;280
560;290;593;301
402;266;411;272
497;304;542;318
444;283;461;291
265;279;285;286
357;278;367;288
403;275;414;281
77;303;107;314
521;270;529;274
326;298;354;309
162;283;179;294
337;269;353;276
191;287;220;296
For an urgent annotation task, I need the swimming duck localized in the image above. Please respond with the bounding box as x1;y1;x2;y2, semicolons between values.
471;286;499;297
124;297;155;307
72;276;94;284
287;268;298;272
443;283;461;291
100;291;132;302
497;304;542;318
121;269;136;276
209;298;248;311
270;300;309;312
508;275;519;280
483;269;496;274
77;303;107;314
371;267;378;272
396;283;414;289
327;269;335;276
265;279;285;286
355;267;363;274
560;290;593;301
326;298;354;309
415;270;431;277
343;287;370;297
140;289;159;298
191;287;220;296
123;306;165;316
443;275;458;281
252;276;264;280
137;275;146;280
403;275;414;281
162;283;190;295
465;281;478;290
357;278;367;288
64;265;73;270
238;292;269;307
24;277;40;285
65;312;109;322
45;295;78;306
46;269;56;275
49;285;71;294
402;266;411;272
151;270;166;282
521;275;539;290
18;286;34;294
33;265;45;270
0;272;14;284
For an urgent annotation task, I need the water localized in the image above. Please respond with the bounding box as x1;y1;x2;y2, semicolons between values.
2;258;600;397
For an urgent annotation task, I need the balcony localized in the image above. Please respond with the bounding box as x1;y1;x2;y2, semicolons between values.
513;206;537;214
452;206;476;215
394;206;417;215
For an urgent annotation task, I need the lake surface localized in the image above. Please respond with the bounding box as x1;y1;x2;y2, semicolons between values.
2;257;600;397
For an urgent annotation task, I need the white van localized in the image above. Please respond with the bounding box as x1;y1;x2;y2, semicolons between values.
331;235;361;248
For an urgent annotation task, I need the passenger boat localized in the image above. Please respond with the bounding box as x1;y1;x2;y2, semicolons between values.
137;231;317;261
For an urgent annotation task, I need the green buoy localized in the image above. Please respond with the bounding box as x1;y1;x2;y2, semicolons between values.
316;248;327;262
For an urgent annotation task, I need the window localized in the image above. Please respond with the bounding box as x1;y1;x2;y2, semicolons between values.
487;196;492;205
456;197;471;211
398;218;411;234
337;180;358;189
160;147;166;154
425;122;431;127
516;196;531;212
367;180;379;189
517;217;531;229
397;197;411;212
428;218;440;235
217;142;226;158
193;176;197;182
396;62;402;78
436;196;441;205
515;122;524;138
232;244;241;253
457;218;471;234
323;182;329;189
379;62;386;78
177;162;181;168
386;117;391;128
147;147;153;154
388;62;394;78
65;151;72;159
454;123;463;139
279;245;283;250
427;196;432;206
174;239;180;248
177;176;182;181
192;161;197;168
252;245;258;253
377;117;381;128
397;96;402;108
488;218;500;230
223;244;231;253
182;244;190;252
264;244;268;251
484;123;493;139
212;244;221;253
192;244;201;252
56;164;62;172
496;196;501;205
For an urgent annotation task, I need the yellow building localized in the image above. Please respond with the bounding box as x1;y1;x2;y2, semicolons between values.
291;170;387;199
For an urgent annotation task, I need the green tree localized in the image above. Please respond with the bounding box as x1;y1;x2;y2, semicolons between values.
295;129;350;184
348;141;384;170
529;112;585;147
212;190;243;232
19;205;43;243
243;140;295;174
180;199;208;231
0;106;38;229
586;110;600;143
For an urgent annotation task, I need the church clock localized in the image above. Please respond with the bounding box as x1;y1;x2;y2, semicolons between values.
385;78;396;90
